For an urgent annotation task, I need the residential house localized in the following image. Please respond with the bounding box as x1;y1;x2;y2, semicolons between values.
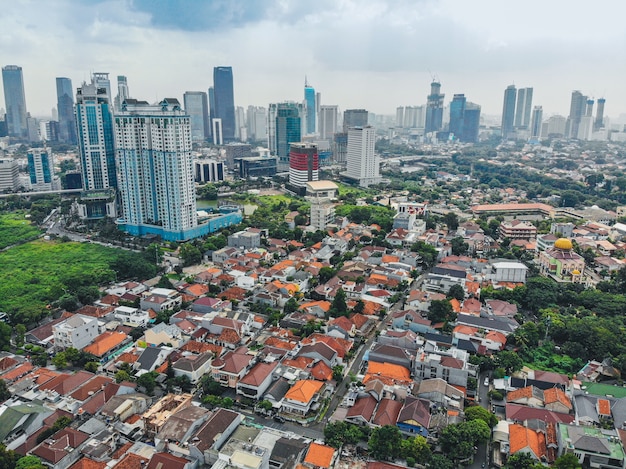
142;394;194;437
173;352;213;384
303;443;336;469
368;344;414;370
210;347;253;388
82;331;130;362
396;396;431;437
146;452;193;469
413;378;464;410
268;437;308;469
188;408;243;466
53;314;100;350
345;396;377;426
31;428;89;469
557;424;625;469
371;399;403;427
236;361;278;400
144;322;187;348
154;405;210;451
281;380;324;416
114;306;151;327
140;288;182;313
507;386;545;408
297;342;339;367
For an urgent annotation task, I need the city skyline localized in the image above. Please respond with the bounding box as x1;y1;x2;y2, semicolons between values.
1;0;625;118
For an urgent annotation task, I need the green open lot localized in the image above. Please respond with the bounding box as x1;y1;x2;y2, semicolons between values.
0;240;117;323
0;212;42;249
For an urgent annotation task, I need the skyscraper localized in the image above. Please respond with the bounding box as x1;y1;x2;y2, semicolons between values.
75;78;117;190
449;94;466;139
56;77;76;144
565;90;586;139
514;87;533;129
269;102;303;172
27;148;56;191
345;126;380;188
92;72;112;102
289;143;319;188
425;81;445;134
183;91;209;141
247;106;267;142
116;98;197;241
449;94;480;143
501;85;517;139
343;109;368;132
585;99;594;117
319;105;338;140
115;75;130;111
595;98;606;131
530;106;543;139
2;65;28;138
213;66;236;142
304;78;316;134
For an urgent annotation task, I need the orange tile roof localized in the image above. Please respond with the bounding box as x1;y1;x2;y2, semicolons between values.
0;362;33;382
453;325;479;336
68;458;107;469
509;423;547;460
116;352;139;364
310;361;333;381
285;380;323;403
299;300;331;313
485;330;507;345
598;398;611;416
265;337;296;350
185;284;209;297
365;361;411;384
281;356;315;370
83;331;128;357
449;298;461;313
304;443;335;469
113;453;149;469
543;388;572;410
381;255;400;264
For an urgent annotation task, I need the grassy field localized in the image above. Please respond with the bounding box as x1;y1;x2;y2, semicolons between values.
0;212;42;249
0;240;117;323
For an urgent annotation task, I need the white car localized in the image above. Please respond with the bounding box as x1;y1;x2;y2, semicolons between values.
484;377;489;386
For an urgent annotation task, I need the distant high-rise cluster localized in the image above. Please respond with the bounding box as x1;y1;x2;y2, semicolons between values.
565;91;606;140
501;85;533;139
448;94;481;143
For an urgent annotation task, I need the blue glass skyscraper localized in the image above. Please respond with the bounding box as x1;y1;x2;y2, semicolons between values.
2;65;28;138
449;94;480;143
449;94;466;139
501;85;517;139
425;81;444;134
75;77;117;190
304;78;316;134
269;102;303;171
213;67;236;142
56;77;77;144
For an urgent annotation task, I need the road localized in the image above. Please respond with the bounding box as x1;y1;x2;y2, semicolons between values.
467;371;491;469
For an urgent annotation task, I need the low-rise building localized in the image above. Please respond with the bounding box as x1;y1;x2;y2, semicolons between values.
52;314;100;350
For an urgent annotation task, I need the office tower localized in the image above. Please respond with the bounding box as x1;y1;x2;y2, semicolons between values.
269;102;304;171
27;148;56;191
542;115;567;138
208;87;215;128
213;66;236;142
333;132;348;164
183;91;209;141
304;78;316;134
235;106;246;140
343;109;368;132
2;65;28;138
51;107;58;121
463;103;481;143
319;105;338;140
115;98;197;240
345;126;380;187
396;107;405;128
0;159;19;191
39;120;59;142
578;115;593;141
449;94;466;139
501;85;517;139
514;87;533;129
246;106;267;142
565;90;586;139
212;118;223;145
595;98;606;130
115;75;130;111
75;77;117;190
27;116;40;142
195;159;224;183
425;81;445;134
56;77;77;144
92;72;112;101
289;142;319;188
586;99;594;117
530;106;543;139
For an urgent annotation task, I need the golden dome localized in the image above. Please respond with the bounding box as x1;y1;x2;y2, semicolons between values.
554;238;573;250
572;270;581;275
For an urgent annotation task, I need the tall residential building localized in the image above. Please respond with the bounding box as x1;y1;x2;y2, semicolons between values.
343;109;368;132
0;159;19;191
304;78;316;134
586;99;594;117
514;87;533;129
501;85;517;139
213;66;236;142
2;65;28;138
396;107;404;128
56;77;76;144
319;105;338;140
183;91;209;141
235;106;246;141
27;148;56;191
75;78;117;190
542;115;567;138
116;98;197;241
115;75;130;111
39;120;59;142
246;106;267;142
530;106;543;139
92;72;112;102
345;126;380;188
595;98;606;131
565;90;586;139
306;180;338;231
269;102;303;172
289;142;319;188
449;94;480;143
425;81;445;134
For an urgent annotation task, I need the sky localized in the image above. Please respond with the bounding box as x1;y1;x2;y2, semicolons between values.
2;0;626;119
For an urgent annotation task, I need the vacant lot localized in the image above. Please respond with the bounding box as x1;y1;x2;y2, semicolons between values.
0;212;42;249
0;240;116;323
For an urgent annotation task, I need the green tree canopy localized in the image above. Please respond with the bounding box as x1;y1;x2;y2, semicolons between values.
428;299;456;323
368;425;403;461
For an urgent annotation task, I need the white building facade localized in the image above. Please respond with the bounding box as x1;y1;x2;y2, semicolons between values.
345;126;381;187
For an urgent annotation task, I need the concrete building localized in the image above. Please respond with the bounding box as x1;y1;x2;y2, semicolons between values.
195;159;224;183
539;238;586;283
344;126;381;187
289;142;318;188
27;148;58;191
319;105;338;141
52;314;100;350
499;220;537;240
228;228;261;249
183;91;209;141
306;180;338;231
0;159;19;191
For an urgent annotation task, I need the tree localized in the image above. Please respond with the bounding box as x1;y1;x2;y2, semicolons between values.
0;379;10;402
443;212;459;231
156;275;174;289
332;365;344;381
427;454;454;469
464;405;498;428
450;236;469;256
368;425;403;461
52;352;68;369
505;452;544;469
257;400;273;412
200;375;223;396
58;294;79;312
137;372;157;395
410;241;438;268
179;243;202;266
447;284;465;301
439;420;491;464
331;288;348;317
84;362;99;373
283;297;299;314
495;350;523;374
115;370;131;383
553;453;582;469
15;324;26;347
64;347;80;364
318;267;336;284
428;299;456;323
15;455;46;469
400;435;431;463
